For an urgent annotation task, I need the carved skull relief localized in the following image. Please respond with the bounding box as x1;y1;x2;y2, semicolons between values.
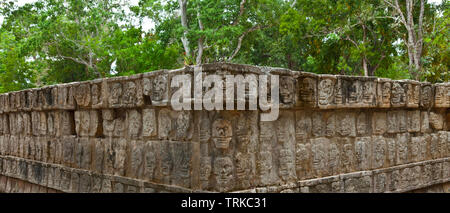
280;76;294;104
152;75;168;102
214;157;233;191
318;79;334;105
212;119;232;149
299;78;316;105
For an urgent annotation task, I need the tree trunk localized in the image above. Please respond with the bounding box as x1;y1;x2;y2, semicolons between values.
178;0;191;58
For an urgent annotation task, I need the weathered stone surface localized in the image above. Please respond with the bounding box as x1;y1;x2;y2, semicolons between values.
0;63;449;193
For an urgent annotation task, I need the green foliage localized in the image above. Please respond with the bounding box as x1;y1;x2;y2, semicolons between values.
0;0;448;93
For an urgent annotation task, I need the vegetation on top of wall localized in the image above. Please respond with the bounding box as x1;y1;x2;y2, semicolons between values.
0;0;448;93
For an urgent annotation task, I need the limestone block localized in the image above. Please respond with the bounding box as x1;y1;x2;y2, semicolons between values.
213;156;234;192
107;80;123;108
438;131;447;158
144;141;159;183
336;111;356;137
47;112;55;136
311;137;330;177
158;109;172;140
434;83;449;108
339;138;354;173
128;140;144;179
102;109;126;137
318;75;336;109
90;80;106;109
62;136;76;167
59;111;75;136
279;75;296;105
387;169;400;192
430;133;441;159
79;173;91;193
57;84;75;109
328;141;340;175
421;111;431;133
429;112;444;130
75;110;100;137
91;174;103;193
295;141;311;180
405;80;420;108
407;110;421;132
60;168;71;191
171;142;196;189
101;177;112;193
354;137;371;171
387;110;407;133
74;82;91;107
0;114;3;135
420;84;433;108
92;138;104;173
356;112;369;135
372;136;386;169
147;73;169;106
113;138;127;176
79;137;92;170
127;110;142;138
296;73;318;108
70;171;80;193
54;138;62;164
391;81;407;107
374;172;387;193
142;109;157;137
343;173;372;193
372;112;387;135
396;133;409;165
122;78;144;107
22;112;31;136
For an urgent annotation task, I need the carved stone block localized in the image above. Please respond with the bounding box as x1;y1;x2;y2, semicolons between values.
336;112;356;137
279;75;296;105
374;173;387;193
142;109;157;137
75;110;100;137
372;112;387;135
158;109;172;140
355;137;371;170
92;138;104;173
213;156;234;192
407;110;421;132
296;73;317;108
434;84;449;108
396;133;409;165
421;111;431;133
62;136;76;167
421;84;433;108
114;138;127;176
318;75;336;109
311;137;330;177
429;112;444;130
372;136;386;169
151;74;169;106
127;110;142;138
108;82;123;108
405;81;420;108
74;83;91;107
144;141;159;182
391;81;406;107
128;140;144;179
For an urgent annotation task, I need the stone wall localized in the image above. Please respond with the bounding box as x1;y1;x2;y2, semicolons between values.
0;63;448;193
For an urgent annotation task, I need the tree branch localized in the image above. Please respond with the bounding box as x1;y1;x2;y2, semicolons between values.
227;25;262;61
232;0;246;26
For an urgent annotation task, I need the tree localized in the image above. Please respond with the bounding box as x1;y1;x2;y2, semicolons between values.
138;0;282;64
382;0;427;79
